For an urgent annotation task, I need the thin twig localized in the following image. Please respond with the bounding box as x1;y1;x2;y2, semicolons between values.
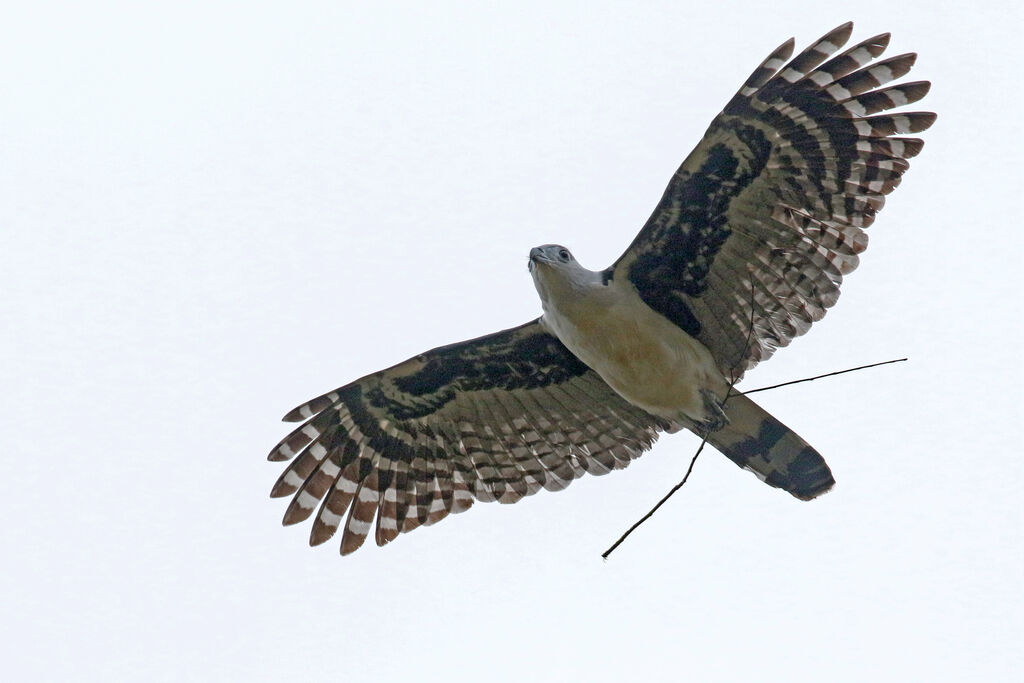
742;358;907;395
601;437;710;560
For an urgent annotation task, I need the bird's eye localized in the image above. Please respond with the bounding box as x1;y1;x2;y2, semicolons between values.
558;249;570;261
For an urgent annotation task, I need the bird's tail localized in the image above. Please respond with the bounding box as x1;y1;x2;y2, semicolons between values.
704;392;835;500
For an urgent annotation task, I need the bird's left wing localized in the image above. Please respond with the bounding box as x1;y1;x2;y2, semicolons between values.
611;22;934;380
268;319;667;554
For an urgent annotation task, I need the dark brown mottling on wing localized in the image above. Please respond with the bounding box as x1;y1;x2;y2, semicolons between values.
268;319;669;555
384;325;591;418
613;22;934;379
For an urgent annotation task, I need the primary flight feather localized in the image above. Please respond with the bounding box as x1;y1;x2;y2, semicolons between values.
267;22;933;555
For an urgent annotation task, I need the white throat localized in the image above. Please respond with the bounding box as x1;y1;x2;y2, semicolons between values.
530;261;603;319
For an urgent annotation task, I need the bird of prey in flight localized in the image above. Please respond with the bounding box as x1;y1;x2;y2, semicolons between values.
266;22;934;555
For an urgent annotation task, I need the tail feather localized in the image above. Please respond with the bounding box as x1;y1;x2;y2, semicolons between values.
705;392;834;500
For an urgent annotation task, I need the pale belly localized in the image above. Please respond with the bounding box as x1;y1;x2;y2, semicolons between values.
541;292;729;425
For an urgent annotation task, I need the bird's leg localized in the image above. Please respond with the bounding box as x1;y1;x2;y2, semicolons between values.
697;388;729;433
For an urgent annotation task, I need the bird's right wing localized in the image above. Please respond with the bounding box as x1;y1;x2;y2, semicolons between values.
267;319;667;555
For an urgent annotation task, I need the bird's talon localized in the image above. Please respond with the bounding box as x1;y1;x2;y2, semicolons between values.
699;389;729;432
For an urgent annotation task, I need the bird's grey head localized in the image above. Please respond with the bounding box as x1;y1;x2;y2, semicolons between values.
528;244;601;306
527;244;575;273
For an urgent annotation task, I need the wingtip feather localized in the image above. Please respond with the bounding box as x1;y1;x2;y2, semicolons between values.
827;21;855;46
282;407;310;422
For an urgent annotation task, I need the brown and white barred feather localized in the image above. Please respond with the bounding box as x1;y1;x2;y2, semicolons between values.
268;321;668;555
614;22;934;380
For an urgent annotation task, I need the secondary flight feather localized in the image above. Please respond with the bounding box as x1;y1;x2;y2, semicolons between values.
266;22;933;555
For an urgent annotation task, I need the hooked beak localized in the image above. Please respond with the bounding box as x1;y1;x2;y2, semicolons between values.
528;247;546;273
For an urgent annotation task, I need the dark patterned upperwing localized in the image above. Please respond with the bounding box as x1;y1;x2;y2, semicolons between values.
267;319;668;555
612;22;934;379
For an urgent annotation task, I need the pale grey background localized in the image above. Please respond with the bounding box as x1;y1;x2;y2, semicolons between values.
2;1;1021;681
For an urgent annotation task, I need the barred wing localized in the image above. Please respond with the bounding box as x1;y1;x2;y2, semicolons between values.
268;320;667;555
613;22;934;379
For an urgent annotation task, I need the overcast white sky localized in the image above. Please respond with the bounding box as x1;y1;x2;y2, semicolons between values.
2;1;1021;681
